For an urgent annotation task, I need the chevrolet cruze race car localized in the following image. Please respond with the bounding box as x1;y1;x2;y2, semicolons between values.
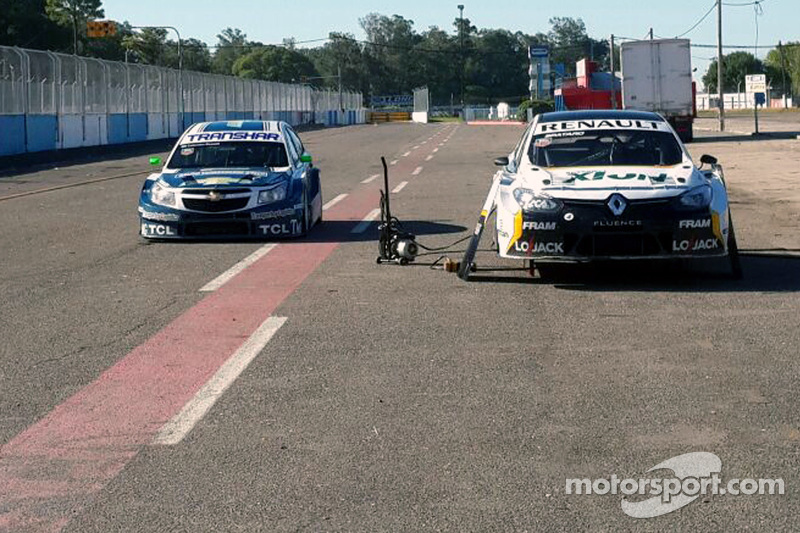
458;110;741;279
138;120;322;239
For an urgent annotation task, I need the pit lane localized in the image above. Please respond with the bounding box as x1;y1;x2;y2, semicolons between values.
1;117;799;531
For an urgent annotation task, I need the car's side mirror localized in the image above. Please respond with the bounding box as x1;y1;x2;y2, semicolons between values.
494;156;509;167
149;157;162;166
300;153;313;164
700;154;718;167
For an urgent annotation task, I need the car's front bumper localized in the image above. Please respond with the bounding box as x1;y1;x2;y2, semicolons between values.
138;203;304;239
497;197;729;261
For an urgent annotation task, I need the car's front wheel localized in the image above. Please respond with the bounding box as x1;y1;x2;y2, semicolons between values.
728;214;743;279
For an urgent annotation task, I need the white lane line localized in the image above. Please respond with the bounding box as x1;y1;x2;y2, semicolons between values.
413;145;420;149
432;147;439;153
412;166;423;176
361;174;380;184
199;244;278;292
153;316;287;445
392;181;408;193
425;155;434;161
390;160;398;166
323;193;348;211
402;151;411;157
351;208;381;233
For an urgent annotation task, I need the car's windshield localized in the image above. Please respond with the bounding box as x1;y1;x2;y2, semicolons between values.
529;130;683;168
167;142;289;169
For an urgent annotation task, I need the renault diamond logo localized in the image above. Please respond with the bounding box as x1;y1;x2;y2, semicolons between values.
207;191;223;202
607;194;627;216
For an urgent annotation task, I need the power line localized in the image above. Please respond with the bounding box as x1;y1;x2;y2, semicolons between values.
675;1;717;38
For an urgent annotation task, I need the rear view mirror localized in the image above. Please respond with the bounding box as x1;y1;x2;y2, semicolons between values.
494;156;509;167
300;153;313;164
700;154;718;167
149;157;162;166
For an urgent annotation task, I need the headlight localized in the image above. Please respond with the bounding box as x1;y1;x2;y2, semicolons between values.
150;182;176;207
257;184;287;205
677;185;712;210
513;188;563;212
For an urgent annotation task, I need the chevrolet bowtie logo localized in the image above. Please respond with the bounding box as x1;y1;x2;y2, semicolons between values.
607;194;627;216
207;191;223;202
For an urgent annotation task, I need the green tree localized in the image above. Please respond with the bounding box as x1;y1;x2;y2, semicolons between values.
304;33;370;95
467;29;529;102
703;51;764;93
212;27;250;75
122;27;168;65
45;0;104;54
548;17;592;76
0;0;69;50
765;42;800;97
360;13;422;95
416;26;459;104
232;46;318;83
164;38;212;72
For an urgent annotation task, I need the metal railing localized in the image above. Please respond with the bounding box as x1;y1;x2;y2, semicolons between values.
0;45;363;119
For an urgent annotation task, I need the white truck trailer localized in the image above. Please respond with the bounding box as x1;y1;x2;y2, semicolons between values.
621;39;696;142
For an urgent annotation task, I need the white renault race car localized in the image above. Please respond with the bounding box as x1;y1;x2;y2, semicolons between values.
458;110;742;279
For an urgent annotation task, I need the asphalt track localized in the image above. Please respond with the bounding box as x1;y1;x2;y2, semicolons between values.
1;118;799;531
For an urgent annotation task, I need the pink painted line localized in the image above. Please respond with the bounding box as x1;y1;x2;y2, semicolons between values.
0;186;379;531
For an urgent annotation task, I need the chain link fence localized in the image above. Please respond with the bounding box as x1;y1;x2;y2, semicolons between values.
0;45;365;156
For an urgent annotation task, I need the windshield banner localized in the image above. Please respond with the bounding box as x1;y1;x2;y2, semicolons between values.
535;119;673;135
182;131;283;144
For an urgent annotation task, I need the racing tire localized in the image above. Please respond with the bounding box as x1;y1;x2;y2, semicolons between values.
300;191;311;236
727;214;743;280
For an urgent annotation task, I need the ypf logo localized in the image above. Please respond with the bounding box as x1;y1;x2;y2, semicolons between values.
621;452;721;518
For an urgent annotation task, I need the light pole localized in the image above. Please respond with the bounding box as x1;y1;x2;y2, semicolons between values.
458;4;465;111
716;0;724;132
131;26;184;122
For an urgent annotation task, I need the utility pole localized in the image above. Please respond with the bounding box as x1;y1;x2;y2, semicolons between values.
778;41;789;109
717;0;725;132
610;34;617;109
338;64;343;112
458;4;465;111
72;15;78;55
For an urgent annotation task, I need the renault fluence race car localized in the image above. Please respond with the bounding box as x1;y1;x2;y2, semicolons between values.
138;120;322;239
458;110;741;279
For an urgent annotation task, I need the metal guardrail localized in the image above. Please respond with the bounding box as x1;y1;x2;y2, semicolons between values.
0;46;363;116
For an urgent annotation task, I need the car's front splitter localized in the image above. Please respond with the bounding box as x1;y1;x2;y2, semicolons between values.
138;205;304;239
497;201;728;261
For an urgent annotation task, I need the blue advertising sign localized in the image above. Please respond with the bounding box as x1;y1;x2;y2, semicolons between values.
528;45;549;58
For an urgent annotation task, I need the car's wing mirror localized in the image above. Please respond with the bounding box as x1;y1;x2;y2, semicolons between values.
494;156;509;167
700;154;718;167
149;157;162;166
300;153;313;164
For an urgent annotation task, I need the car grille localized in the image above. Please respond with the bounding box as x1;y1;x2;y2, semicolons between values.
183;197;250;212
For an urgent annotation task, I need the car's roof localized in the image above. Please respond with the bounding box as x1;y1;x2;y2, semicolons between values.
538;110;664;123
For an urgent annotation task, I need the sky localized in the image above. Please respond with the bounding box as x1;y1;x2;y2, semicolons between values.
102;0;791;86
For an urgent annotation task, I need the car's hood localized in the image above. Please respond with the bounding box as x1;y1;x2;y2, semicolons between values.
158;169;289;188
515;163;704;201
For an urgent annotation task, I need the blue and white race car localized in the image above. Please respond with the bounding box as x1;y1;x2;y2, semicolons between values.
138;120;323;239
